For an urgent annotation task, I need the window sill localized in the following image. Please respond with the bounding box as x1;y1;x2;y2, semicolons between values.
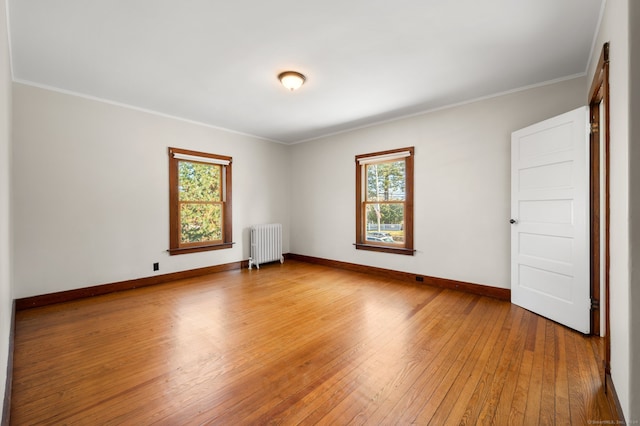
168;242;234;256
354;243;415;256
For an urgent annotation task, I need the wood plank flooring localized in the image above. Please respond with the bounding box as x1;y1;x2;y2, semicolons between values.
10;260;617;425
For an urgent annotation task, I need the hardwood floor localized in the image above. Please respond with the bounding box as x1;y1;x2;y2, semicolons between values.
10;260;616;425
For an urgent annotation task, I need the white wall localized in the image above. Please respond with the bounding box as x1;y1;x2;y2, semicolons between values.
586;0;633;420
11;83;290;299
0;0;11;417
290;77;586;289
628;1;640;422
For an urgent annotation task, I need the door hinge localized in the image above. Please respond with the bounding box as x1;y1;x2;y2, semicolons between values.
590;122;599;133
591;298;600;310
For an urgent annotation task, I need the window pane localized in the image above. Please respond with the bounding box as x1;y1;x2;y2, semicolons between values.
366;160;405;201
178;161;221;202
365;203;404;244
180;203;222;244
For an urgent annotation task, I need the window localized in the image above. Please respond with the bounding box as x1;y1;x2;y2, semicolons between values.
355;147;414;255
168;147;233;255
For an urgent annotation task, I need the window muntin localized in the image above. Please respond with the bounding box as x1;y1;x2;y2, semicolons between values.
169;147;233;255
356;147;414;255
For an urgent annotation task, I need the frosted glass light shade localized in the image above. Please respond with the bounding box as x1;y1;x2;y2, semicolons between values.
278;71;306;91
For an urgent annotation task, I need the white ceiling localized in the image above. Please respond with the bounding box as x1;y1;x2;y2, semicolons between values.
8;0;603;144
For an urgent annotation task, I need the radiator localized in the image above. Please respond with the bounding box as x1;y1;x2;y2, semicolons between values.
248;223;284;269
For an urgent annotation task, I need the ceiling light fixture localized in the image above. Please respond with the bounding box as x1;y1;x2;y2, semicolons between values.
278;71;306;91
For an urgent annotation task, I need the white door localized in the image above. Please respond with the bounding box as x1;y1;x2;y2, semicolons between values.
511;106;590;334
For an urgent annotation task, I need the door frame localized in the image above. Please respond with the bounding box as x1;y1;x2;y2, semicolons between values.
588;43;610;379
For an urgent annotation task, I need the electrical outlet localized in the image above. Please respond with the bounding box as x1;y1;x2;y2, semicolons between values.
415;276;424;282
153;262;159;271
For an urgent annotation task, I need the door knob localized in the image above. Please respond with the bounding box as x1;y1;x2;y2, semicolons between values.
510;219;518;224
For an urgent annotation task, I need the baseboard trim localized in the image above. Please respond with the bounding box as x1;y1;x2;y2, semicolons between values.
2;300;15;426
287;253;510;300
605;372;625;424
15;253;511;309
16;260;249;310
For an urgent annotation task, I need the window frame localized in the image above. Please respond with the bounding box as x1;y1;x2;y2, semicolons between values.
168;147;233;255
355;146;415;255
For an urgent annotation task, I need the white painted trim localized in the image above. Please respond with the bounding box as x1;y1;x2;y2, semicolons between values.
14;72;587;147
290;73;587;145
585;0;608;77
11;79;288;145
4;0;14;79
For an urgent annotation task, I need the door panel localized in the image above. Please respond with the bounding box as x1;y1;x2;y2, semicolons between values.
511;106;590;333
